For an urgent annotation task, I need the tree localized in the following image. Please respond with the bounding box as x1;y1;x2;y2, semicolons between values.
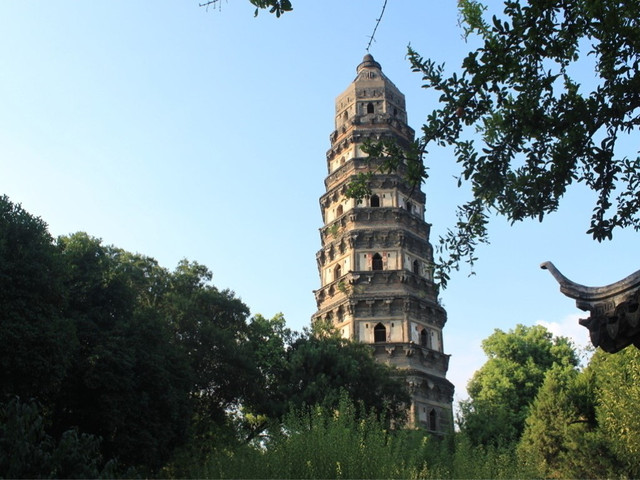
163;260;255;424
1;196;412;472
0;398;118;479
518;365;581;478
345;0;640;284
52;236;269;471
515;344;640;478
0;196;74;405
517;361;622;478
458;324;578;446
199;0;292;17
241;313;294;433
54;233;194;471
278;330;411;425
589;346;640;477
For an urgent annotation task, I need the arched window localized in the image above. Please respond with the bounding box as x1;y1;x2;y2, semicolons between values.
336;205;343;217
429;409;437;431
374;323;386;343
367;102;374;114
406;201;413;213
420;328;428;348
370;194;380;207
334;264;342;280
372;253;383;271
413;260;420;275
343;110;349;120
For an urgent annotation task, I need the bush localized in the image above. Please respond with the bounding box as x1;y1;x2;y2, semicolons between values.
199;397;429;479
0;398;121;479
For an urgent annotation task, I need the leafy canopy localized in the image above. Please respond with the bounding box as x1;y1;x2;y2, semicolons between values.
458;324;578;446
349;0;640;286
199;0;292;17
516;346;640;478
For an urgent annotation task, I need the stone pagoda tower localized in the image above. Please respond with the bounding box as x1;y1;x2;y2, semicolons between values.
312;54;454;432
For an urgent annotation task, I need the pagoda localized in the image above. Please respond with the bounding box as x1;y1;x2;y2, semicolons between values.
312;54;454;431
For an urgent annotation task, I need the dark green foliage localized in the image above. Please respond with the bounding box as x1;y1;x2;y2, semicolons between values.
249;0;291;16
0;398;118;479
222;321;411;447
53;234;194;471
200;0;292;17
0;196;74;404
1;195;415;474
435;434;537;479
200;396;428;479
278;330;411;425
241;313;294;430
0;195;266;472
517;362;621;478
589;346;640;477
514;347;640;478
518;365;583;477
52;237;261;471
164;260;252;426
189;398;537;480
459;324;578;446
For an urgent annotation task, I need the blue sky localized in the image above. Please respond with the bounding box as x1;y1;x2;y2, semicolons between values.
2;1;637;403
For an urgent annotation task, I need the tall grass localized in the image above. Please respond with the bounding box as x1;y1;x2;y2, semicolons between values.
199;397;428;479
189;398;538;479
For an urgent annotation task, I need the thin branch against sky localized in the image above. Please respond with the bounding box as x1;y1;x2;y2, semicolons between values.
366;0;388;52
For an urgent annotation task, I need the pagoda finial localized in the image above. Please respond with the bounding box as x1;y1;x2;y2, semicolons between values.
357;54;382;73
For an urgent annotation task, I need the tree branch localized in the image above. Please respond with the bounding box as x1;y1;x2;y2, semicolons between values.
366;0;388;52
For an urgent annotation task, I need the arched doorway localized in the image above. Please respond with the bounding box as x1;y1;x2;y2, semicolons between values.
372;253;383;271
334;264;342;280
429;409;437;431
420;328;428;348
374;323;386;343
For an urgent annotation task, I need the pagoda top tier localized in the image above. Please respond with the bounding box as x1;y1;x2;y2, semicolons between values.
332;54;409;135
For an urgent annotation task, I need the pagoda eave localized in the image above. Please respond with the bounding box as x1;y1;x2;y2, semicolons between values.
541;261;640;353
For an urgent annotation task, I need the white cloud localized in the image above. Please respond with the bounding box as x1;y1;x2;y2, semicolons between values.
448;338;485;404
536;313;594;366
536;313;590;348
